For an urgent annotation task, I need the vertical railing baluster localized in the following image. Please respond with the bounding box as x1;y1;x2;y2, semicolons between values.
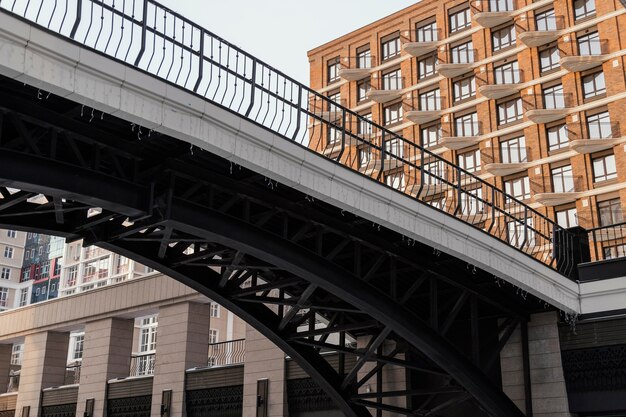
133;0;148;66
69;0;82;38
244;58;257;117
377;130;385;181
193;29;204;92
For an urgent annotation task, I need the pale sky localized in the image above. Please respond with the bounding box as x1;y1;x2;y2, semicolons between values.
158;1;418;84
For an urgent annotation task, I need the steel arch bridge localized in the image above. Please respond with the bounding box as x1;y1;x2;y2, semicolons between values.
0;1;581;416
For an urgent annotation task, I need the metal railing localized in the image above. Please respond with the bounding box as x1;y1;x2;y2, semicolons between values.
403;27;441;43
130;353;155;376
471;0;516;12
207;339;245;367
340;55;376;70
0;0;579;278
588;221;626;261
6;371;19;393
64;362;81;385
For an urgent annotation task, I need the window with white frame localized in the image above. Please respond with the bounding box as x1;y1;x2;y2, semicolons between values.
505;176;531;201
578;32;601;55
451;41;474;64
598;198;623;227
500;136;527;163
535;9;557;31
357;113;373;137
66;265;78;287
6;230;16;238
384;138;404;159
71;334;85;360
574;0;596;20
421;123;442;148
209;329;219;344
582;71;606;99
420;89;441;110
3;247;13;259
358;147;373;168
492;25;516;52
384;102;403;126
139;316;158;353
494;61;520;84
539;46;560;72
18;288;28;307
556;207;578;228
455;113;479;136
592;154;617;182
551;165;575;192
1;268;9;280
498;98;523;125
547;124;569;151
424;161;445;185
461;187;484;215
357;79;370;102
416;21;438;42
382;68;402;90
11;344;23;365
210;303;220;318
458;148;481;174
449;8;471;33
381;35;401;61
507;218;535;248
418;54;438;79
0;287;8;307
453;76;475;102
490;0;514;11
587;111;612;139
543;84;566;109
327;57;340;84
385;172;406;190
357;48;371;69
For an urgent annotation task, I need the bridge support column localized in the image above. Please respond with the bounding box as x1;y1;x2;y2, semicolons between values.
14;331;69;417
501;312;573;417
357;336;407;417
242;326;286;417
150;302;211;417
75;318;134;417
0;344;12;393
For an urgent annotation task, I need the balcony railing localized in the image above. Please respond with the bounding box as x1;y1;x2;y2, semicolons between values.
130;353;155;377
1;0;580;279
588;222;626;262
207;339;245;367
402;28;440;57
338;56;375;82
519;15;565;47
471;0;516;28
64;362;81;385
6;371;19;393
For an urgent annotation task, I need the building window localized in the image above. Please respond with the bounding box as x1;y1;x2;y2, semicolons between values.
381;34;400;61
498;98;523;125
357;79;370;102
420;89;442;110
507;218;535;248
18;288;28;307
421;123;442;148
3;247;13;259
556;207;578;228
209;329;219;344
455;112;479;136
385;171;406;190
505;176;531;201
578;32;601;55
598;198;623;226
210;303;220;318
22;268;30;282
543;84;566;109
582;71;606;99
539;46;560;72
424;161;445;185
551;165;575;192
592;154;617;182
604;245;626;260
490;0;514;11
492;25;516;52
327;57;340;84
53;261;62;277
382;68;402;90
0;287;7;307
458;148;481;173
0;268;9;280
71;334;84;360
10;344;23;365
416;21;438;42
6;230;16;238
328;126;341;145
460;187;484;215
449;8;471;33
357;113;373;136
501;136;527;163
451;41;474;64
418;54;438;79
139;316;158;352
587;111;612;139
494;61;520;84
384;102;403;126
66;265;78;287
385;138;404;159
547;124;569;151
359;147;373;168
357;48;371;68
536;9;557;31
574;0;596;20
453;76;475;102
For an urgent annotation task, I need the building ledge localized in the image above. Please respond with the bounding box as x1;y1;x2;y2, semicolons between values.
534;192;580;207
405;110;442;124
338;68;371;82
436;63;473;78
483;162;528;177
313;110;342;122
518;31;561;48
478;84;522;100
322;137;362;157
526;108;570;124
570;137;626;154
560;55;608;73
473;11;514;29
407;184;446;198
402;41;438;57
367;88;403;104
441;136;481;151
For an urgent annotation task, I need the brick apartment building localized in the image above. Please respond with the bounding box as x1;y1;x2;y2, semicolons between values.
308;0;626;261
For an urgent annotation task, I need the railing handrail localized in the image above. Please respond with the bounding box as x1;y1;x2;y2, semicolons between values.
0;0;578;278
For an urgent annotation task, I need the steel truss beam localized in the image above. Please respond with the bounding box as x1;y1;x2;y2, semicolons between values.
0;77;543;417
